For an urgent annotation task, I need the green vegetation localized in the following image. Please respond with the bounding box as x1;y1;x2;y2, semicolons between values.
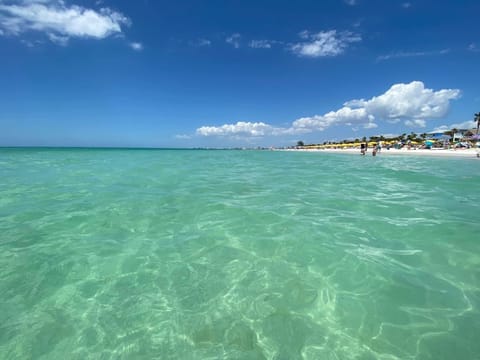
475;112;480;135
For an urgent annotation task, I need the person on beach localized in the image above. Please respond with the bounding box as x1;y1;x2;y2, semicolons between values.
360;143;366;155
372;145;377;156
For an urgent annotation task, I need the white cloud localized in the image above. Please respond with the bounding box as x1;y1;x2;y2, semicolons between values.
0;0;130;44
196;121;311;138
290;30;361;58
377;49;450;62
432;120;477;132
345;81;460;121
405;119;426;128
293;107;376;132
195;81;461;139
47;31;68;45
249;40;272;49
364;122;378;129
197;121;284;137
226;33;241;48
294;81;460;132
129;41;143;51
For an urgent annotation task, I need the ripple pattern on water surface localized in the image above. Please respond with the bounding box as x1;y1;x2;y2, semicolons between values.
0;149;479;359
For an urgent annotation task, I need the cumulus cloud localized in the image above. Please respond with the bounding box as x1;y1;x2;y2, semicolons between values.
195;81;461;139
345;81;461;120
226;33;241;48
196;121;292;137
196;121;313;138
293;107;376;132
290;30;361;58
0;0;130;44
294;81;460;132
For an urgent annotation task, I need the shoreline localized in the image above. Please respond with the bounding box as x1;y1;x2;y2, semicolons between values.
282;147;480;158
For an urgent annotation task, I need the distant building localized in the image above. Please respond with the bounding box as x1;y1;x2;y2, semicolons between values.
427;128;476;142
426;131;450;140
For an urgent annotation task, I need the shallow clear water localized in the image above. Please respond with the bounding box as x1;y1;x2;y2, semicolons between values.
0;148;479;359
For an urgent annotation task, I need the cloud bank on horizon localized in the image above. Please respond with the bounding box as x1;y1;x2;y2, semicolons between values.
196;81;461;139
0;0;134;45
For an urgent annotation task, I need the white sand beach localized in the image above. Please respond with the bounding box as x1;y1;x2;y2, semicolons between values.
286;147;480;158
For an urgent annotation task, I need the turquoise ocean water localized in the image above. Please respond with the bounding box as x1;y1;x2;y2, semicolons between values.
0;148;479;359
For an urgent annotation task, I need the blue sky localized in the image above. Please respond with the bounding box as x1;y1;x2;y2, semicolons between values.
0;0;479;147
